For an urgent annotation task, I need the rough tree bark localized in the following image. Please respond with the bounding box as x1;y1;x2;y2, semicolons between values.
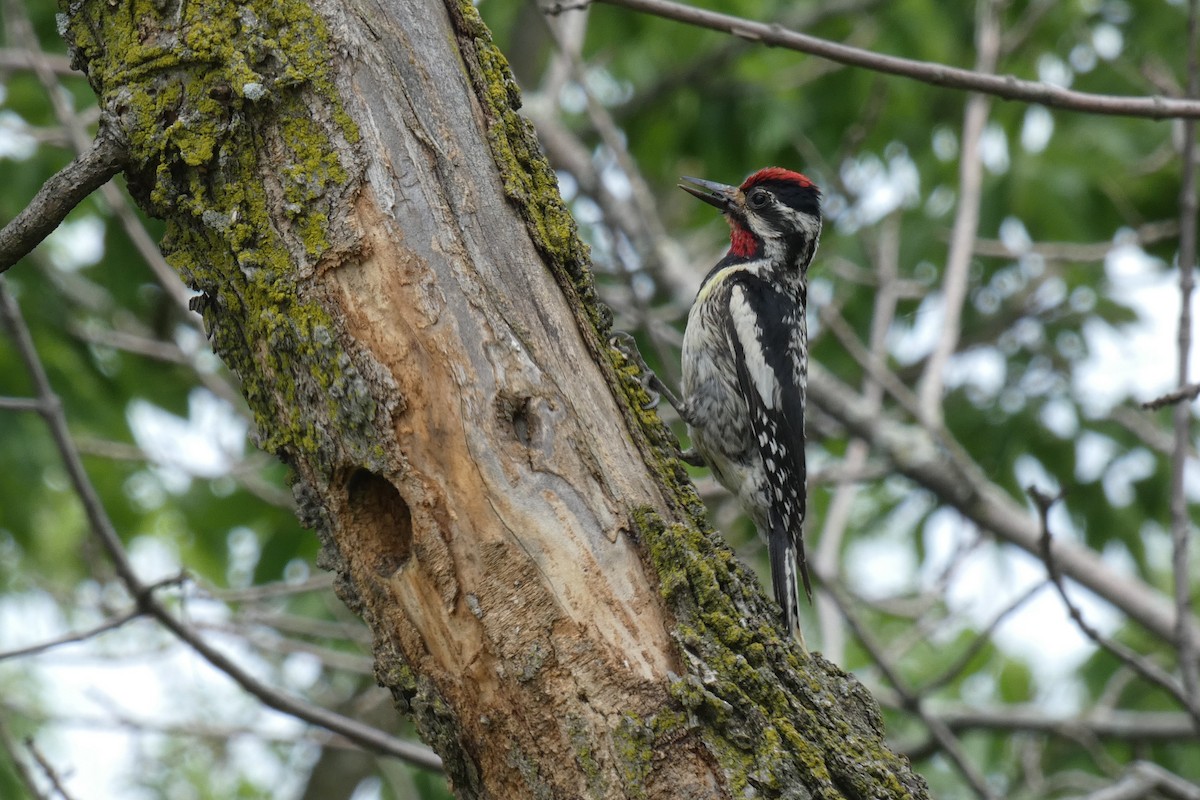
58;0;929;796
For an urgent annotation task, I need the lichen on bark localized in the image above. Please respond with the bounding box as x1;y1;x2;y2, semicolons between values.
59;0;378;473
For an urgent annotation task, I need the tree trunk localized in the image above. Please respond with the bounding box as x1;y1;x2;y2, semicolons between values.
60;0;929;796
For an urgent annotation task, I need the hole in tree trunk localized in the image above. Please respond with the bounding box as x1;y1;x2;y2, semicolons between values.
345;468;412;576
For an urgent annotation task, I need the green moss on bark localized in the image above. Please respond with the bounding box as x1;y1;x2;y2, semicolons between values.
446;0;610;340
60;0;375;473
629;508;924;799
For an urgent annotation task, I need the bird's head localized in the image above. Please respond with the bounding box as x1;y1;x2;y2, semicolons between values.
680;167;822;267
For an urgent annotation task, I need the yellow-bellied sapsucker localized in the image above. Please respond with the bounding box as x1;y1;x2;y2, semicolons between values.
674;167;821;647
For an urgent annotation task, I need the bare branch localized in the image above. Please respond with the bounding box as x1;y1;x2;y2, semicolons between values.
973;219;1179;262
0;127;124;274
1028;486;1200;730
1070;761;1200;800
825;577;998;800
0;396;44;412
807;361;1200;647
0;608;143;662
0;47;74;75
585;0;1200;119
24;737;78;800
1170;0;1200;719
0;715;52;800
0;280;444;773
931;707;1200;741
198;574;335;603
3;0;199;319
918;0;1000;426
1144;381;1200;410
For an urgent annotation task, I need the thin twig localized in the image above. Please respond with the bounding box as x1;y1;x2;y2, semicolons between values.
917;581;1046;695
198;574;335;603
0;128;124;273
972;219;1178;262
913;705;1199;742
1144;381;1200;410
0;47;74;74
808;361;1200;648
608;0;885;119
24;737;77;800
0;396;44;411
0;280;444;773
1028;486;1200;730
3;0;200;320
918;0;1000;426
824;577;999;800
588;0;1200;119
1070;761;1200;800
0;715;51;800
0;608;144;662
1170;0;1200;721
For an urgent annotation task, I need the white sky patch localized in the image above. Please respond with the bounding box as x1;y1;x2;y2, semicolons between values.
890;292;943;365
1075;430;1118;483
128;535;184;586
0;594;313;800
944;347;1006;397
1073;240;1187;415
45;215;106;271
1103;448;1155;507
979;123;1010;174
1092;23;1124;60
352;778;384;800
844;537;917;599
1020;105;1054;154
1015;453;1065;499
599;155;632;201
555;169;578;202
1070;43;1098;73
127;389;248;491
1037;53;1073;88
925;185;955;218
1040;396;1079;438
918;510;1121;709
932;126;958;162
0;109;38;160
836;145;921;232
558;66;632;113
282;651;324;693
1187;466;1200;503
844;492;932;599
999;216;1032;255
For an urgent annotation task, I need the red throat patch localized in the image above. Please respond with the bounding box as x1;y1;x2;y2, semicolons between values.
728;218;758;258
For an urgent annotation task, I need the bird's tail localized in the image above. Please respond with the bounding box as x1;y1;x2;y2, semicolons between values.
769;515;810;651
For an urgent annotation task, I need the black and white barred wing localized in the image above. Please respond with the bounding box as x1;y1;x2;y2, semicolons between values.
725;279;811;630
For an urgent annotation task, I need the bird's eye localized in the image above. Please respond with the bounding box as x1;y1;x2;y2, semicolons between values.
748;190;769;208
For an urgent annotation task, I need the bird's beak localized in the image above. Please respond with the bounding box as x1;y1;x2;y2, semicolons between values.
678;176;738;212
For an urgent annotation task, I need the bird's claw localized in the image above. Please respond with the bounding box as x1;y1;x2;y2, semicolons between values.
609;331;661;409
678;446;705;467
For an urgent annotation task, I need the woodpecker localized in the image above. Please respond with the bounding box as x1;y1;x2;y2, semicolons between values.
675;167;821;647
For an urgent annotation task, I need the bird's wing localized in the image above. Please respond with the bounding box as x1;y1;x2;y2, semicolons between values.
725;279;811;611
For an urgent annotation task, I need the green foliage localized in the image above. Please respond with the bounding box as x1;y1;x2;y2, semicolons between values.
2;0;1198;797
